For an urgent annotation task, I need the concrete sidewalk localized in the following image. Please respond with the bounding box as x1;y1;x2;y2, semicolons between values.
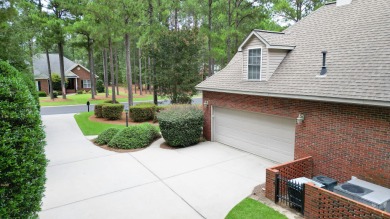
40;114;277;219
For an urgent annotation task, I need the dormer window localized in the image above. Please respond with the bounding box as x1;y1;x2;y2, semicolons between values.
248;48;262;80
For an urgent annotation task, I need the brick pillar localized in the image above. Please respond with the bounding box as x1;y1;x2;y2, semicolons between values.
265;168;280;202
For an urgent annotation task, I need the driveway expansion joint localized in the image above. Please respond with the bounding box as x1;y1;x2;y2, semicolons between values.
127;153;207;219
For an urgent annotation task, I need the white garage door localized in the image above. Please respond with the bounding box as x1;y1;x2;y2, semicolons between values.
213;107;295;163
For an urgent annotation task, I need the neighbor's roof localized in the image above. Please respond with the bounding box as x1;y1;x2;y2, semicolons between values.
33;54;89;79
197;0;390;107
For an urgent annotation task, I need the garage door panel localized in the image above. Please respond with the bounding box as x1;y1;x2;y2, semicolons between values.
213;107;295;163
215;124;294;146
214;132;293;163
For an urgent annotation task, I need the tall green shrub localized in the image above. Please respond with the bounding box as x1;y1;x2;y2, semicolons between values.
51;73;67;91
157;105;203;147
0;61;47;218
96;79;104;93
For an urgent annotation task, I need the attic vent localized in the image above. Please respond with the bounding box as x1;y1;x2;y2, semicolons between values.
320;51;327;75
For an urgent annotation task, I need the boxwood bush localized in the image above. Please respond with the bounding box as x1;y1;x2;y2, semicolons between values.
157;105;203;147
38;91;47;97
94;103;107;118
108;124;160;149
102;104;124;120
95;128;121;145
129;103;156;122
0;61;47;218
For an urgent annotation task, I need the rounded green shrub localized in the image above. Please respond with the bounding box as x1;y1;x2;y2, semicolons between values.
108;123;160;149
95;128;121;145
130;102;156;122
157;105;203;147
94;103;107;118
38;91;47;97
0;61;47;218
53;91;59;98
96;80;105;93
102;104;124;120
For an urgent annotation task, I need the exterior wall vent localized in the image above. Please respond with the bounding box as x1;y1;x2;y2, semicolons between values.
320;51;327;76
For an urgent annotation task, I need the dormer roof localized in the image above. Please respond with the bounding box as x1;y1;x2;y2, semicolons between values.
238;30;295;51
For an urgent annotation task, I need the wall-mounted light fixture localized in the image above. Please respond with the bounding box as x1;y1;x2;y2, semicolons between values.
203;101;209;107
296;114;305;125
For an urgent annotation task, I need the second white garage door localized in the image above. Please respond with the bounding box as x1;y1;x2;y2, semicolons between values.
213;107;295;163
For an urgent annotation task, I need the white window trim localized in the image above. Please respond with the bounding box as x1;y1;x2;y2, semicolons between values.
83;79;91;88
246;47;263;81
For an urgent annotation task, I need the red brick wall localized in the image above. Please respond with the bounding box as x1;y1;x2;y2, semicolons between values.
71;65;94;91
265;156;313;201
36;79;49;94
305;183;390;219
203;91;390;188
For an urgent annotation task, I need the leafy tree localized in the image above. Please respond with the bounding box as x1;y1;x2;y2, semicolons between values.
151;29;202;104
271;0;328;23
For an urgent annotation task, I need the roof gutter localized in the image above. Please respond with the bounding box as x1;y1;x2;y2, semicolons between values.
196;87;390;108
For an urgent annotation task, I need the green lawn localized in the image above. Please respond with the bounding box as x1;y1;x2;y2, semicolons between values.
225;198;287;219
40;92;155;107
74;112;127;136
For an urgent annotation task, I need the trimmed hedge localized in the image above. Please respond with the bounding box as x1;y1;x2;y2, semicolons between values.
95;128;121;145
104;100;119;104
108;123;161;149
130;103;156;122
157;105;203;147
38;91;47;97
94;103;107;118
0;61;47;218
102;104;124;120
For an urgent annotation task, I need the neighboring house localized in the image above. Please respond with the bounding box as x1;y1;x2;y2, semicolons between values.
196;0;390;189
33;53;96;94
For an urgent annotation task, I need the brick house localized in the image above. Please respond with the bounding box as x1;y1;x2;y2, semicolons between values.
33;53;96;94
196;0;389;192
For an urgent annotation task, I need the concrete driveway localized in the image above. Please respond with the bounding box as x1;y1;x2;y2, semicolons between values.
39;114;277;219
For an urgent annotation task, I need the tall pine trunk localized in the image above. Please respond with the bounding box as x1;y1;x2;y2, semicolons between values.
138;48;143;95
45;49;54;100
109;37;116;103
115;48;120;95
88;37;95;99
103;49;109;97
58;42;67;99
208;0;213;77
124;32;133;106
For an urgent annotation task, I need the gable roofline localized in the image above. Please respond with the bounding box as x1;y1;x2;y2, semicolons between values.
237;30;295;51
67;63;90;73
196;87;390;108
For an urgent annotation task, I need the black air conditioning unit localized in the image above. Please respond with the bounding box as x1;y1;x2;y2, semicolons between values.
313;175;337;191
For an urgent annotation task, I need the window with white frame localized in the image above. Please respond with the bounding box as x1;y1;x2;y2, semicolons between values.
248;48;262;80
83;79;91;88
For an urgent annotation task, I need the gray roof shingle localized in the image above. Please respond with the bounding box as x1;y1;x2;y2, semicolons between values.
33;54;88;79
197;0;390;107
